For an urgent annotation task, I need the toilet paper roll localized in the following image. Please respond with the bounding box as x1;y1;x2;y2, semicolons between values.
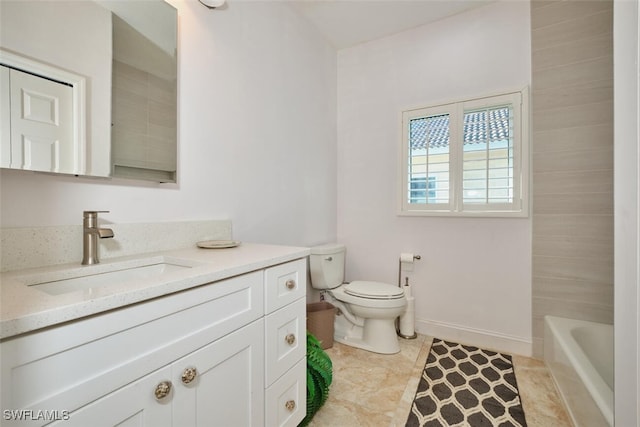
400;253;415;272
399;296;415;337
403;282;412;298
400;253;415;263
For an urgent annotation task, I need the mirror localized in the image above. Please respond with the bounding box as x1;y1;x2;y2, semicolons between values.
0;0;177;182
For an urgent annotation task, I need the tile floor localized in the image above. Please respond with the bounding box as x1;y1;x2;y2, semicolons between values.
308;335;573;427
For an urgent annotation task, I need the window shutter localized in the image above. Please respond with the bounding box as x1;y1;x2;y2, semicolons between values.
399;88;528;217
408;114;450;205
462;106;514;205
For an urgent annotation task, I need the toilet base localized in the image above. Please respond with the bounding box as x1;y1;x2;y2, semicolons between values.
334;312;401;354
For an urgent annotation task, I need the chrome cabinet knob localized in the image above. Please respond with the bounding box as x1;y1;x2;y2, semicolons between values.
285;333;296;346
285;279;296;290
154;381;172;401
285;400;296;412
181;367;197;384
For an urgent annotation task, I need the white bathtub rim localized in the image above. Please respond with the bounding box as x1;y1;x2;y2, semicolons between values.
544;315;613;426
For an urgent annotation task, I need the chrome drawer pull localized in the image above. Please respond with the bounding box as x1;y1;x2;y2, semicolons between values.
181;367;197;384
285;400;296;412
285;333;296;346
154;381;172;401
285;279;296;290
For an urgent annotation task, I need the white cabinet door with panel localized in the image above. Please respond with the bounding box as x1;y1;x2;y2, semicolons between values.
0;66;10;167
264;258;306;313
265;358;306;427
172;319;265;427
49;366;172;427
1;65;74;172
265;298;306;386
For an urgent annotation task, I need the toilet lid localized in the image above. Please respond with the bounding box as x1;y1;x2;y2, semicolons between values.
344;281;405;299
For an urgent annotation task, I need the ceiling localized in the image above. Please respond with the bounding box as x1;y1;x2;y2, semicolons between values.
287;0;495;49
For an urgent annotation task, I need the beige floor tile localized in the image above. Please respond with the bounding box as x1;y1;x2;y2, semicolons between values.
513;355;573;427
310;336;573;427
309;397;393;427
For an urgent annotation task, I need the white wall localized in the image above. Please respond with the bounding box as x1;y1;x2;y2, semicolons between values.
0;0;338;248
336;1;532;354
613;0;639;423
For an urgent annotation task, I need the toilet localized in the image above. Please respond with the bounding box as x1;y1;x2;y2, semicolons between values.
309;244;407;354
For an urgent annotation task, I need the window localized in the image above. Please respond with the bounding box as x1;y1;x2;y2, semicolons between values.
409;176;437;204
400;89;528;217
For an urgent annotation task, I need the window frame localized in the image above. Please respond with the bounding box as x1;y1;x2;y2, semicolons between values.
399;88;529;218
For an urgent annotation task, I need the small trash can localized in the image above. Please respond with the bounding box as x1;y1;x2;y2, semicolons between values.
306;302;336;349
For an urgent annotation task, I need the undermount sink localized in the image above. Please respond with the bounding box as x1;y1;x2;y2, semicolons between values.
22;256;204;296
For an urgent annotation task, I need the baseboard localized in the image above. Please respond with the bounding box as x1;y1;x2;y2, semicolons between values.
415;318;533;357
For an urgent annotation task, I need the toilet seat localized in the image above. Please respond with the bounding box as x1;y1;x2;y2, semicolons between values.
344;281;405;300
329;282;406;309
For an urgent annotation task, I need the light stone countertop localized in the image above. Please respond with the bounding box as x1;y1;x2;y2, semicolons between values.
0;243;310;340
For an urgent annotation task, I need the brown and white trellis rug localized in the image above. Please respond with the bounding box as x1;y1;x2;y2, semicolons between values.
406;339;527;427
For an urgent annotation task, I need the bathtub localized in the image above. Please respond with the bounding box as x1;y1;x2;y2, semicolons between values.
544;316;613;427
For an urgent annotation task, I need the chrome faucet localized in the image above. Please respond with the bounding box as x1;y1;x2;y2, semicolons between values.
82;211;114;265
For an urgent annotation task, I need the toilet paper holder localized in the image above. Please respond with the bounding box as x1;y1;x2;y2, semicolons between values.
397;253;420;340
398;254;421;287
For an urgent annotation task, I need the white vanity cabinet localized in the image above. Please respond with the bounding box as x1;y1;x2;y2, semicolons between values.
264;259;307;427
49;320;265;427
0;256;308;427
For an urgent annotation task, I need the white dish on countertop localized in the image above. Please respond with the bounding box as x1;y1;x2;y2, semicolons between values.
197;240;241;249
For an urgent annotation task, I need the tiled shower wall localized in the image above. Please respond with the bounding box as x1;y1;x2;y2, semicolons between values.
531;0;614;356
112;58;177;180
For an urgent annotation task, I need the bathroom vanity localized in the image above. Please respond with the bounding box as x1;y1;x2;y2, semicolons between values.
0;244;309;427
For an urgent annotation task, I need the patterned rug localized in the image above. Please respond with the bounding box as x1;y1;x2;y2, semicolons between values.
406;339;527;427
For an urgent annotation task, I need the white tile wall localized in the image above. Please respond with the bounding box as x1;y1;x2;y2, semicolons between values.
111;59;177;173
531;0;614;357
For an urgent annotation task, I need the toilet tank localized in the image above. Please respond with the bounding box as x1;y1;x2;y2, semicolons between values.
309;243;346;289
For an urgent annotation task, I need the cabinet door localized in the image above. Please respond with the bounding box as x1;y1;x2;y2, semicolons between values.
265;298;306;387
265;358;307;427
7;66;74;172
172;319;265;427
1;66;10;167
48;366;172;427
264;259;306;314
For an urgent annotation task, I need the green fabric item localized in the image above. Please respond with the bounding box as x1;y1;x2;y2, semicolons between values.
299;332;333;426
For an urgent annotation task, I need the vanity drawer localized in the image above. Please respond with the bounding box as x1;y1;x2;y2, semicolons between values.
264;258;306;314
264;298;306;387
265;358;306;427
0;270;264;422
